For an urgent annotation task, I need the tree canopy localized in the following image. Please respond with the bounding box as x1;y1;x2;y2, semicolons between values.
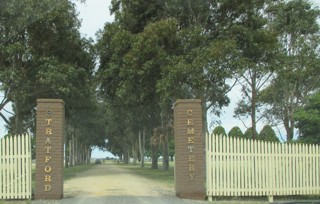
259;125;279;142
1;0;320;168
258;0;320;142
212;126;227;137
0;0;105;164
228;126;244;138
295;92;320;144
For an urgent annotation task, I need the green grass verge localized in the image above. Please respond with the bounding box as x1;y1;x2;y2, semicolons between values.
31;163;94;182
0;201;30;204
117;161;174;187
63;164;95;180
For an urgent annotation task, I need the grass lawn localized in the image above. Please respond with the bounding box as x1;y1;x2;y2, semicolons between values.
116;161;175;187
63;163;95;180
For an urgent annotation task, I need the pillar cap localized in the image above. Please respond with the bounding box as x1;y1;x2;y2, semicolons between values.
37;99;64;104
174;99;201;107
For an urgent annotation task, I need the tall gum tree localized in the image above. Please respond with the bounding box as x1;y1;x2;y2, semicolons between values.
0;0;100;162
98;0;276;169
229;0;279;140
260;0;320;142
295;92;320;144
98;0;168;169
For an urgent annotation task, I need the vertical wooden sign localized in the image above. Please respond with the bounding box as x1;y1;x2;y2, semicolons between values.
174;99;205;200
35;99;65;200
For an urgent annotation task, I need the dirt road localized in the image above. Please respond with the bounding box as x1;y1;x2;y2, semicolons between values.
32;162;207;204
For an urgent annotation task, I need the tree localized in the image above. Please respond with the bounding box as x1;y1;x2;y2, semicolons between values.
244;127;259;139
212;126;227;136
295;92;320;144
0;0;103;164
99;0;289;169
0;0;95;133
228;126;244;138
97;0;166;169
232;0;279;140
260;0;320;142
259;125;279;142
168;136;174;162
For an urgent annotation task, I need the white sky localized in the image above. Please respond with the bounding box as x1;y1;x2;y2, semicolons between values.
1;0;320;157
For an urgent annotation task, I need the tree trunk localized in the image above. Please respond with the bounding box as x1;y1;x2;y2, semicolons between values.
151;144;158;169
0;98;11;127
161;116;169;171
69;138;72;167
251;70;257;140
70;133;76;166
123;146;129;164
88;148;92;164
65;136;69;168
201;99;208;137
15;99;24;135
138;129;145;168
162;138;169;171
132;141;138;165
79;144;84;164
151;129;159;169
75;135;79;165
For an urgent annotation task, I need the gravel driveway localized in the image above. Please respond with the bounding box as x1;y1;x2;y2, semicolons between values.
32;162;208;204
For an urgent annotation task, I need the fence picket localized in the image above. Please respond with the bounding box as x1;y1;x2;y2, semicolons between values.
9;136;13;198
0;134;32;200
206;134;320;201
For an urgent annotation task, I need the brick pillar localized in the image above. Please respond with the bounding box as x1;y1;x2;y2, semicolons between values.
174;99;206;200
35;99;65;200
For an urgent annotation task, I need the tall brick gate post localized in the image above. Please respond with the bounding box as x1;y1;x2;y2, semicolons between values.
174;99;206;200
35;99;65;200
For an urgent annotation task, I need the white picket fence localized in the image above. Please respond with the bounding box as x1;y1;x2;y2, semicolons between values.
206;134;320;202
0;134;32;200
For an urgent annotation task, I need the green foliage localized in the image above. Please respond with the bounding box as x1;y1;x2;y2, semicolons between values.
64;164;95;181
271;0;320;36
228;126;244;138
259;0;320;142
97;0;241;159
259;125;279;142
110;0;165;34
0;0;105;152
230;0;279;140
244;127;259;140
295;92;320;144
212;126;227;136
